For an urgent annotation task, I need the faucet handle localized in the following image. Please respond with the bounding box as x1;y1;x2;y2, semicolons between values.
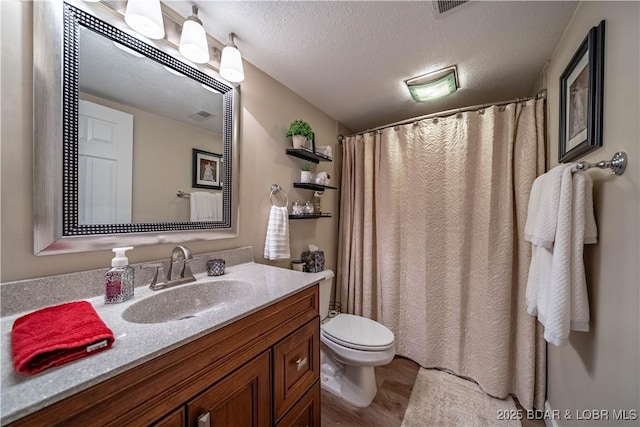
182;258;200;279
142;263;165;288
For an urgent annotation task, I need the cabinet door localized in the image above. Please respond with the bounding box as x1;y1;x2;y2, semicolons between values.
273;318;320;421
153;407;185;427
276;381;320;427
187;351;271;427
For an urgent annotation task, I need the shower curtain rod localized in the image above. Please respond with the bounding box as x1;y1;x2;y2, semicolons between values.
337;90;547;141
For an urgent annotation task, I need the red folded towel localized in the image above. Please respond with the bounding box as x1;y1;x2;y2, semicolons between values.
11;301;115;375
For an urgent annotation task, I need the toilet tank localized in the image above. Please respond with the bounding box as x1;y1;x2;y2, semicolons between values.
318;269;335;320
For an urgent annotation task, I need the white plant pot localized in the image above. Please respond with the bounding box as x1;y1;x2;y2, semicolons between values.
300;171;312;183
292;135;308;149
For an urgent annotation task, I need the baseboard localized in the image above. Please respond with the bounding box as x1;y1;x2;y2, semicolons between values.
545;400;560;427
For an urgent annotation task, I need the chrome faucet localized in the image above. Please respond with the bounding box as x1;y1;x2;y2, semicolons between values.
144;246;197;291
165;245;193;281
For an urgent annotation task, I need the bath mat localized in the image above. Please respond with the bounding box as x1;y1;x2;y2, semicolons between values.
401;368;521;427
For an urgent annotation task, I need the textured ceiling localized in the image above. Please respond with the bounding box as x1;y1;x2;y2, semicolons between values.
164;1;579;132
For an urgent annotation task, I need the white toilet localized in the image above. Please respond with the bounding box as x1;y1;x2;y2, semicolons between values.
318;270;395;407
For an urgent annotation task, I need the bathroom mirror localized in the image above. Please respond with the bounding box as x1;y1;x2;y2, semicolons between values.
33;1;240;255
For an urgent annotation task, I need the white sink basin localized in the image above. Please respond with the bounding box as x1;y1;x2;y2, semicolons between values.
121;280;254;324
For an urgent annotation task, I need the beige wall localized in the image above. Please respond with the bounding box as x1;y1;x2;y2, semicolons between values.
545;2;639;424
81;92;224;223
0;1;339;282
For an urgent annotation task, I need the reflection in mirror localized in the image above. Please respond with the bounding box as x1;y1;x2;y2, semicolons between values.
32;1;239;255
78;26;224;224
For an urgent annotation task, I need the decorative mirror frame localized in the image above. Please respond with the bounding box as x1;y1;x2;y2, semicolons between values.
33;1;240;255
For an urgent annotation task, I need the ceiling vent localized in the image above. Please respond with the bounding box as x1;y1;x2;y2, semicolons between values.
189;110;214;122
432;0;469;18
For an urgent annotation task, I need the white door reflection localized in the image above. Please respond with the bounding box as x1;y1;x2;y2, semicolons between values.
78;100;133;225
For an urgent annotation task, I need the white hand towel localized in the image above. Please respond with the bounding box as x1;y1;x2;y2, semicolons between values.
524;164;573;248
190;192;218;222
211;192;223;221
264;206;290;260
526;167;597;346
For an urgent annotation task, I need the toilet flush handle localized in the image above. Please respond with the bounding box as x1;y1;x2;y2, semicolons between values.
295;357;308;371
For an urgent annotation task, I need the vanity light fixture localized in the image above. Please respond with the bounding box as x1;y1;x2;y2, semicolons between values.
219;33;245;83
124;0;165;40
179;5;210;64
406;66;459;102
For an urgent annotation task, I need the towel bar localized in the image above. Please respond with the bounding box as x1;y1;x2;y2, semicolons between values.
575;151;627;175
176;190;191;198
270;184;288;207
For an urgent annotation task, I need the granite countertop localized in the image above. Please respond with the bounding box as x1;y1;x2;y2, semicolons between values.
0;262;327;425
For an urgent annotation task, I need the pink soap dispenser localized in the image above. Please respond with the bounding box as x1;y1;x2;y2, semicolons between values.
105;246;135;304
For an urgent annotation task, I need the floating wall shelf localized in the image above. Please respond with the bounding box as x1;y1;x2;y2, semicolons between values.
289;213;332;220
293;182;337;191
286;149;333;164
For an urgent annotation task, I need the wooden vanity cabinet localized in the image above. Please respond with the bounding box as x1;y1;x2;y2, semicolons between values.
8;285;320;427
273;318;320;421
186;351;272;426
154;408;186;427
276;382;321;427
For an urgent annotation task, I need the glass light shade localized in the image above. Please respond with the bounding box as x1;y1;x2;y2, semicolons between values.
124;0;165;40
407;68;458;102
179;19;209;64
220;45;245;83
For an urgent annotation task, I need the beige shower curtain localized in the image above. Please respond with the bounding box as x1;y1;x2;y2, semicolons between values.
337;99;546;409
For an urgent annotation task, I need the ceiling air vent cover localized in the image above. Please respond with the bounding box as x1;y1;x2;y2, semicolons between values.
433;0;469;17
189;110;214;122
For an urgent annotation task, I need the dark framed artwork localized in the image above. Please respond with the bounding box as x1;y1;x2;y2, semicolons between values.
559;20;605;163
192;149;222;189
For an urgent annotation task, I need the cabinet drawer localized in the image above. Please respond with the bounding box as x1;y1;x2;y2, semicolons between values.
273;317;320;421
276;381;320;427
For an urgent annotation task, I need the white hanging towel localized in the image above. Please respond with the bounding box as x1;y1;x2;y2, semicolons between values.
524;164;573;248
210;193;223;221
264;206;291;260
190;192;222;222
525;164;597;346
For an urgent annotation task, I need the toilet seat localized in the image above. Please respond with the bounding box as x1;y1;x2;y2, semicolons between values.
322;314;394;351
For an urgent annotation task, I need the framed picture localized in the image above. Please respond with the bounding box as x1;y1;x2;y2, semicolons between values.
559;20;605;163
192;149;222;189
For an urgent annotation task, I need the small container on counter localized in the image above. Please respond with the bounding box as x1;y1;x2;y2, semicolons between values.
206;259;226;276
105;246;135;304
291;260;305;272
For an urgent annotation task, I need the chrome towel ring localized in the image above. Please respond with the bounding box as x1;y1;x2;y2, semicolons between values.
270;184;288;207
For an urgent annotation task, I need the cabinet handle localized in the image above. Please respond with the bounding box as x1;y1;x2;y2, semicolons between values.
295;357;307;370
197;412;211;427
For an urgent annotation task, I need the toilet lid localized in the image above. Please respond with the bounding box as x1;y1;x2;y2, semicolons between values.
322;314;394;351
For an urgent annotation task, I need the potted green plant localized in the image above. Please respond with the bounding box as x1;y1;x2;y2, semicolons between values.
286;120;314;149
300;161;312;183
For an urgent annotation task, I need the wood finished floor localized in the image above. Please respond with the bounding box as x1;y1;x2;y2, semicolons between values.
320;356;545;427
321;356;419;426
